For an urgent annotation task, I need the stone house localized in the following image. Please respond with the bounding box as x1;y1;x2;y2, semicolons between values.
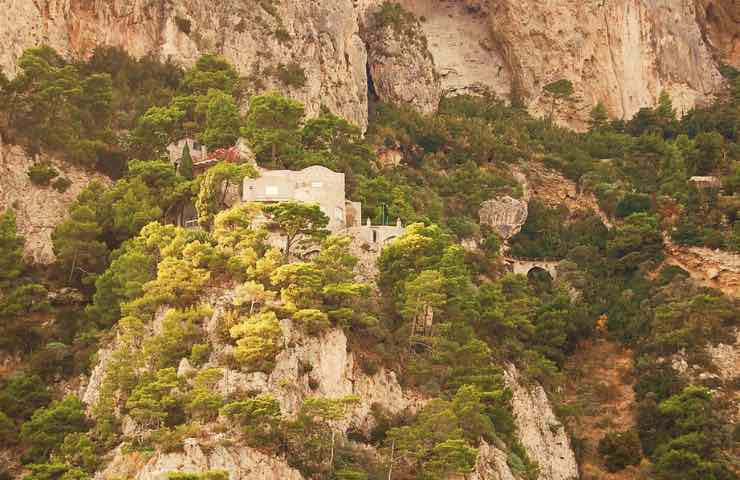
689;176;722;189
346;218;404;245
167;138;207;167
243;164;404;242
243;165;361;231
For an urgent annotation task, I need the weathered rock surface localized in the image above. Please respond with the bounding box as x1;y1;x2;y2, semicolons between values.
489;0;729;128
98;439;304;480
664;237;740;297
471;440;519;480
707;329;740;421
0;0;372;129
206;314;422;434
395;0;511;97
479;196;528;240
363;4;441;114
0;0;735;130
0;138;107;263
505;366;579;480
696;0;740;67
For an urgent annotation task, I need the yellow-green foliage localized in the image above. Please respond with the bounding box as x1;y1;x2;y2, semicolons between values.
230;311;284;372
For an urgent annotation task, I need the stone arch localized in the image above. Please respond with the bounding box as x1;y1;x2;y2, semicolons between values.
527;265;554;283
510;260;559;279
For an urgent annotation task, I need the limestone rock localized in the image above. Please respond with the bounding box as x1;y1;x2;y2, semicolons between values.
81;346;112;407
504;365;578;480
0;138;107;263
1;0;734;131
98;438;304;480
363;4;441;114
177;358;195;378
479;196;528;240
395;0;512;97
0;0;371;130
47;287;85;305
488;0;727;128
207;316;421;434
695;0;740;67
471;440;518;480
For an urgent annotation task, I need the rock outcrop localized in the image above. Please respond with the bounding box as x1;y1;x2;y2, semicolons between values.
479;196;528;240
488;0;727;128
0;0;372;129
395;0;511;97
663;238;740;297
363;3;441;114
471;440;519;480
98;440;304;480
1;0;735;131
696;0;740;67
0;138;106;263
205;316;421;434
505;366;579;480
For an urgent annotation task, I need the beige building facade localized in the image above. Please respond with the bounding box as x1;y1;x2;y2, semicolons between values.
243;165;360;231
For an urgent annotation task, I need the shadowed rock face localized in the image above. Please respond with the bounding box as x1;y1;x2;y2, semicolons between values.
479;196;528;240
695;0;740;67
362;3;441;114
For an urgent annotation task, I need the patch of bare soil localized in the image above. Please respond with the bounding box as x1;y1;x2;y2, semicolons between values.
663;237;740;297
561;338;645;480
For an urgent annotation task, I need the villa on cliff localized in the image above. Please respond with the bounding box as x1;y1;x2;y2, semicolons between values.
166;138;404;244
243;165;403;243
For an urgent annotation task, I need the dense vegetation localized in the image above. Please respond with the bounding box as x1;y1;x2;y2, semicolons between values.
0;38;738;480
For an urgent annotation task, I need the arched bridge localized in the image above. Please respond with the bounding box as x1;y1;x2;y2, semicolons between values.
505;257;560;279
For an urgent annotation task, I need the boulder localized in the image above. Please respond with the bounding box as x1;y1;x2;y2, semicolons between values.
479;196;528;240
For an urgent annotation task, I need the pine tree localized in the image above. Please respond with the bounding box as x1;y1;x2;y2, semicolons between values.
0;209;24;290
180;142;194;180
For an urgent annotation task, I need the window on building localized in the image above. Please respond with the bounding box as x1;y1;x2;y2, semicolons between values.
334;207;344;221
372;230;378;243
265;185;279;196
311;181;323;188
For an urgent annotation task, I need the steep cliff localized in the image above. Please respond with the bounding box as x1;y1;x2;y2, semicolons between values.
1;0;736;130
0;0;372;129
696;0;740;67
487;0;727;127
0;138;108;263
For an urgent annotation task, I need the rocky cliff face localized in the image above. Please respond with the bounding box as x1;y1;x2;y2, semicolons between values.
0;138;107;263
98;440;304;480
81;285;581;480
0;0;373;129
505;367;579;480
487;0;728;127
696;0;740;67
1;0;736;130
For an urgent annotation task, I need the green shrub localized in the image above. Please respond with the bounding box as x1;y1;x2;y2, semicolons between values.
0;374;51;421
274;62;307;88
27;162;59;186
189;343;211;366
0;411;17;445
597;429;642;472
615;192;651;218
168;471;228;480
51;177;72;193
20;396;89;462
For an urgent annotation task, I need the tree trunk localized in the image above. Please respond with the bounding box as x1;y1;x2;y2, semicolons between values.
329;429;336;470
68;250;78;284
388;439;395;480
